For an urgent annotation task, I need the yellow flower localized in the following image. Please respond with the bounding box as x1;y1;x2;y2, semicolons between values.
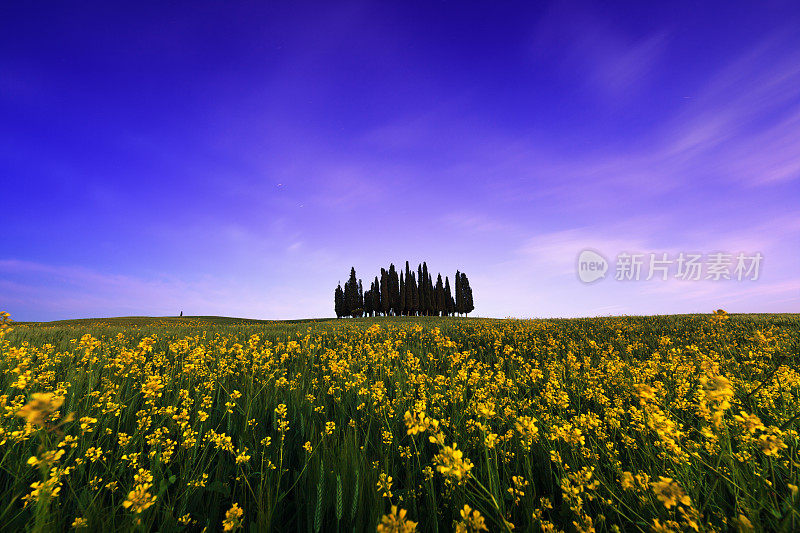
235;447;251;464
514;416;539;445
620;471;635;491
0;311;12;338
404;410;434;435
24;475;62;507
141;375;165;400
650;477;691;509
635;384;656;404
455;504;488;532
758;433;787;456
134;468;153;486
735;514;754;533
733;411;765;434
275;404;289;433
303;441;313;454
122;484;156;514
222;502;244;531
71;517;88;529
475;401;496;419
377;472;393;498
651;518;678;533
433;443;474;482
27;448;65;468
325;421;336;435
17;393;64;427
376;505;417;533
701;375;733;403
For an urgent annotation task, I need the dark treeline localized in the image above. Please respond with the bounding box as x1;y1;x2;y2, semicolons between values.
334;261;474;318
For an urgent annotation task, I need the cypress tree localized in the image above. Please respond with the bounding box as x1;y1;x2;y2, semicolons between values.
343;279;352;317
399;272;406;316
460;272;474;316
373;277;381;316
357;279;364;317
427;273;434;316
444;276;454;316
404;261;413;316
344;267;359;318
417;264;424;315
455;270;463;316
410;272;419;316
364;287;373;317
421;263;429;316
380;269;390;316
334;284;344;318
434;274;444;316
388;264;400;316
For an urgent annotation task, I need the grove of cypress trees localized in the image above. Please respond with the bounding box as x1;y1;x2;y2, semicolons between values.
334;263;473;318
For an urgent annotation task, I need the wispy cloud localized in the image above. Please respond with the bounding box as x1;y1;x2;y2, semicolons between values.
441;212;511;234
529;2;668;98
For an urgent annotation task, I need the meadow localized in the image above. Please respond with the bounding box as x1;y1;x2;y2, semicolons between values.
0;311;798;532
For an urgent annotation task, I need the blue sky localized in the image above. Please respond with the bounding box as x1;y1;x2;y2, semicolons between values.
2;1;799;321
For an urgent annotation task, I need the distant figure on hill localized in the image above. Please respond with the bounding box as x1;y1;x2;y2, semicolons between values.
180;311;183;317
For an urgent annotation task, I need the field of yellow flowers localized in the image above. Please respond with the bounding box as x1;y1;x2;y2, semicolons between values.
0;310;798;532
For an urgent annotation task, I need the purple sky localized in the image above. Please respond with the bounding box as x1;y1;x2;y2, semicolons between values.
2;1;799;321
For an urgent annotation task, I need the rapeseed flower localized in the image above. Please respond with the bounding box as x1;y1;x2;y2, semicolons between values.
376;505;417;533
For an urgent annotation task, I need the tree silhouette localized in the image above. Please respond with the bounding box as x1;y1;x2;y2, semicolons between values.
399;272;406;316
373;277;381;316
410;272;419;316
444;276;454;316
334;262;474;318
356;279;364;317
434;274;444;316
460;272;474;316
380;269;390;316
404;261;413;316
455;270;463;316
334;284;345;318
388;264;400;316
